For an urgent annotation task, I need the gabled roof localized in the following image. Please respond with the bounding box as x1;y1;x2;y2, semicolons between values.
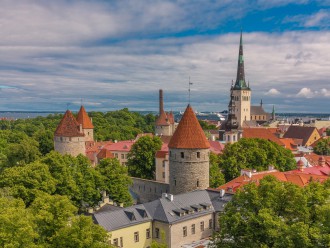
76;105;94;129
280;138;298;151
283;126;319;146
242;128;284;146
54;110;84;137
250;106;267;116
103;140;135;152
97;148;114;160
209;141;225;154
168;105;210;149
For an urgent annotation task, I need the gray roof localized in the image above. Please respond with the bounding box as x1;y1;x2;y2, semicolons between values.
143;190;231;224
251;106;267;116
93;204;152;231
93;190;233;231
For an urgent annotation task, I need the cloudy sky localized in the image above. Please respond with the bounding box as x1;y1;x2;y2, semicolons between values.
0;0;329;113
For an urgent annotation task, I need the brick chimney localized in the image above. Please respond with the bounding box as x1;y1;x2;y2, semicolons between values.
159;89;164;115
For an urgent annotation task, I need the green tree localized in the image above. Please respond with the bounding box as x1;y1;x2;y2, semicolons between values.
96;158;133;206
220;138;296;181
127;136;162;179
29;192;77;242
34;129;54;155
209;153;225;188
6;138;41;166
51;215;111;248
0;161;57;205
0;196;39;248
314;137;330;155
211;176;330;248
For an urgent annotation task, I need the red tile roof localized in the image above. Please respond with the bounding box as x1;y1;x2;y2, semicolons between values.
97;148;114;160
156;143;169;158
103;140;135;152
155;110;170;126
168;105;210;149
55;110;84;137
242;128;284;146
211;169;329;193
76;105;94;129
279;138;298;151
209;141;225;154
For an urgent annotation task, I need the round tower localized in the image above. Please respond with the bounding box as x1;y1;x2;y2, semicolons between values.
168;104;210;195
76;105;94;142
54;110;86;156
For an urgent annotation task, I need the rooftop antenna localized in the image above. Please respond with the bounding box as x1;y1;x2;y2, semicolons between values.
188;76;193;104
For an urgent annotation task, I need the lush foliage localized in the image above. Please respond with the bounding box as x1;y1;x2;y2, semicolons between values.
212;176;330;248
198;120;217;130
96;158;133;206
209;153;225;188
220;138;296;181
127;136;162;179
314;137;330;155
0;194;111;248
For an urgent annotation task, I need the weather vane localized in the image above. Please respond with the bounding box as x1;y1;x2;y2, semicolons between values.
188;76;193;104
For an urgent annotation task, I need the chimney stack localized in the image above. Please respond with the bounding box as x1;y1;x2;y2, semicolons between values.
159;89;164;114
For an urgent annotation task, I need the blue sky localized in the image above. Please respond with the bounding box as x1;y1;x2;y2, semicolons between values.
0;0;329;113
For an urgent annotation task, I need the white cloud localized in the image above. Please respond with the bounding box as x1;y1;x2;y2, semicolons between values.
265;88;281;95
296;88;315;98
321;88;330;97
304;10;330;27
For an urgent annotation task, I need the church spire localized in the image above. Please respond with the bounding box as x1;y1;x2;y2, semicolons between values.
234;30;249;90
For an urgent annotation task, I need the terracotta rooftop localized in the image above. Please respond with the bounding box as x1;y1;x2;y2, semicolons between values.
54;110;84;137
97;148;114;160
209;141;225;154
103;140;135;152
212;169;329;193
283;126;319;146
76;105;94;129
242;127;284;146
279;138;298;151
155;110;170;126
168;105;210;149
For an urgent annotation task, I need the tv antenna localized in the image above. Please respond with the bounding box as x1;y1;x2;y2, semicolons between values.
188;76;193;104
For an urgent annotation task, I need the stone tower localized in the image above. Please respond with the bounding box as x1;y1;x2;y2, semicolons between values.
54;110;86;156
76;105;94;142
231;31;251;127
155;89;175;136
168;104;210;195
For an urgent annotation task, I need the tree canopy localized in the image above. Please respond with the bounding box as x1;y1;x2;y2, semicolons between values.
220;138;296;181
127;136;162;179
314;137;330;155
212;176;330;248
209;153;225;188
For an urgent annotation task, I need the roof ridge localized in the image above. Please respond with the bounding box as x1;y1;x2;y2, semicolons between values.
76;105;94;129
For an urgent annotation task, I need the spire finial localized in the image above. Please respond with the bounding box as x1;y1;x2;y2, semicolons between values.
188;76;193;104
234;29;247;89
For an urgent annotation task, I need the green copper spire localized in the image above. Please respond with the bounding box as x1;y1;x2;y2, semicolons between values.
234;30;250;90
272;105;275;120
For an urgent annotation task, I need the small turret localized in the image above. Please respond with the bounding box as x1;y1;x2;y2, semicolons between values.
76;105;94;142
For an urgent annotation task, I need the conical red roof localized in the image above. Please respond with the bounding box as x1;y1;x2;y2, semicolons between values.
155;110;169;126
76;106;94;129
55;110;84;137
168;105;210;149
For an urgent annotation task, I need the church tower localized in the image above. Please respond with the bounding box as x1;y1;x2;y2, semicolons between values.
54;110;86;156
76;105;94;142
168;104;210;195
231;31;251;127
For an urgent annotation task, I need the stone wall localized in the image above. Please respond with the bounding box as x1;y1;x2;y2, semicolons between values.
83;128;94;142
155;125;172;136
131;177;169;203
54;136;86;157
169;148;209;195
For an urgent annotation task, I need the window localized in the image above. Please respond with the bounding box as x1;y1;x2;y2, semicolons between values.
209;219;213;229
183;226;187;237
174;179;176;186
181;152;184;158
146;228;151;239
121;154;124;159
170;151;172;157
115;153;118;158
191;224;195;234
197;152;200;158
120;237;123;247
197;180;199;187
162;172;165;178
113;238;118;246
155;228;160;238
134;232;139;242
200;221;204;231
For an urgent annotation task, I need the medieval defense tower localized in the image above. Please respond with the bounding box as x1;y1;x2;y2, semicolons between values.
155;89;176;136
168;104;210;195
76;105;94;142
54;105;94;157
231;31;251;128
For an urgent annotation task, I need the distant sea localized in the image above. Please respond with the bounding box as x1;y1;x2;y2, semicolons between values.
0;111;329;121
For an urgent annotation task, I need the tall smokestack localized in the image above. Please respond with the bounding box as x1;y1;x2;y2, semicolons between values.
159;89;164;114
